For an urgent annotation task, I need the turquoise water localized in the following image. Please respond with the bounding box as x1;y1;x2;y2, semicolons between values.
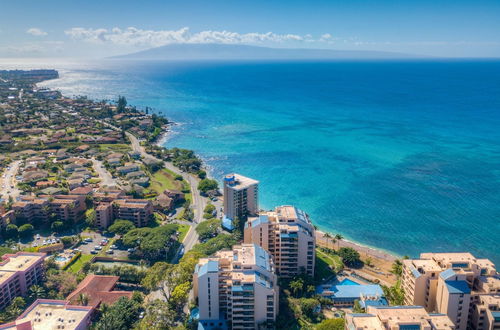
38;60;500;264
338;279;360;286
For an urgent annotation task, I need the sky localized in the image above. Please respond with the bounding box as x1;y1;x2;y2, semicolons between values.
1;0;500;58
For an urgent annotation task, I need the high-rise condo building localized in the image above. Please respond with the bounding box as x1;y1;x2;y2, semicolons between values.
244;205;316;278
402;252;499;330
223;174;259;221
193;244;279;330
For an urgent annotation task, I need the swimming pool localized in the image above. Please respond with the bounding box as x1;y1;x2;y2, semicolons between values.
54;256;68;262
338;279;360;286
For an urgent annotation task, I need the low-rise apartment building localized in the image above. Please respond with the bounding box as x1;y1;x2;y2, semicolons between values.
113;199;153;227
0;252;46;310
95;202;113;229
12;198;49;223
402;252;499;330
194;244;279;330
244;205;316;278
346;305;456;329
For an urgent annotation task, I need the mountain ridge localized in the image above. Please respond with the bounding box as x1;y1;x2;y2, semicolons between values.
110;43;427;60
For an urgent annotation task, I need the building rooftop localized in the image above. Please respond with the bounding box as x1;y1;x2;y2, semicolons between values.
0;253;45;284
66;275;133;307
0;299;93;330
223;173;258;190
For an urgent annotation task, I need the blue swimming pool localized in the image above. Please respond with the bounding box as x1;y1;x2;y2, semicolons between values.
54;256;68;262
338;279;360;286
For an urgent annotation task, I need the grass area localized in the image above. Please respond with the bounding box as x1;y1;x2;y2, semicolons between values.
98;143;131;153
177;224;190;242
88;178;101;184
67;254;93;273
147;168;191;202
317;248;344;271
315;248;344;282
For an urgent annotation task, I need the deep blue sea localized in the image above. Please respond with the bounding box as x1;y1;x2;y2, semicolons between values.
32;59;500;264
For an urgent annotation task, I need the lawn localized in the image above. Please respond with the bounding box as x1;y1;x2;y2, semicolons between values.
98;144;131;153
316;248;344;271
67;254;93;273
177;224;190;242
148;168;189;196
315;248;344;282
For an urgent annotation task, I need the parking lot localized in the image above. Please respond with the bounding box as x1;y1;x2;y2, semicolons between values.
75;232;129;258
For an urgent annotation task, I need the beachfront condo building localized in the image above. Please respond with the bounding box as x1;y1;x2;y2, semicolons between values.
346;305;456;329
193;244;279;330
244;205;316;278
223;174;259;221
402;252;499;330
0;252;46;310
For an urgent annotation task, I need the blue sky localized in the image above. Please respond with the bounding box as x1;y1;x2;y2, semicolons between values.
1;0;499;58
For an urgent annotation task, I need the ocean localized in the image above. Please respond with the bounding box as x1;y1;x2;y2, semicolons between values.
33;59;500;264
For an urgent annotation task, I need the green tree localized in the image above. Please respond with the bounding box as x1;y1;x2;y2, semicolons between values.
382;281;405;305
353;299;364;313
203;203;216;214
334;233;343;250
197;178;218;194
28;285;46;301
108;220;136;235
290;278;304;297
298;298;320;320
117;96;127;113
51;221;64;233
77;293;89;306
94;296;141;330
323;232;332;250
338;247;361;267
195;218;220;241
5;224;18;238
391;259;403;277
170;281;191;312
197;170;207;179
18;224;34;238
316;318;344;330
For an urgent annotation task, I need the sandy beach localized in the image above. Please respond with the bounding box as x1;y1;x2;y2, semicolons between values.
316;230;398;285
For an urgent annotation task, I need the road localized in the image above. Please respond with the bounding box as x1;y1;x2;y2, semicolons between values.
126;132;208;252
91;158;119;187
1;160;22;200
98;120;208;255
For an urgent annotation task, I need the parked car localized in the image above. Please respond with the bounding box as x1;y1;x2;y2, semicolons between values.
90;250;98;254
110;245;117;250
106;250;114;255
84;238;93;242
94;246;102;250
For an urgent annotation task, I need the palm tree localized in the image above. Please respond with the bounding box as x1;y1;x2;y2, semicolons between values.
290;278;304;297
28;285;46;301
323;232;332;250
77;293;89;306
335;234;343;250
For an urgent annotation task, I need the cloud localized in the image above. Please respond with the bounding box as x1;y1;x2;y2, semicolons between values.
65;27;322;48
26;28;48;36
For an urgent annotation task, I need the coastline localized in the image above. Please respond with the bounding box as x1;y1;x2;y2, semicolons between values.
40;74;399;282
155;117;399;284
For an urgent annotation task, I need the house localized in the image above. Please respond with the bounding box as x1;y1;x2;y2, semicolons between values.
116;163;140;175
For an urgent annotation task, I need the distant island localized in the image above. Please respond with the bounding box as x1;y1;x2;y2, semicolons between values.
111;43;424;61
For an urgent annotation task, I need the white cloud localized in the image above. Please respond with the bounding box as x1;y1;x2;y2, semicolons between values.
26;28;48;36
65;27;323;48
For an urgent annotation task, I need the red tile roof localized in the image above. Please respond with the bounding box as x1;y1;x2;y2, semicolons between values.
66;275;133;308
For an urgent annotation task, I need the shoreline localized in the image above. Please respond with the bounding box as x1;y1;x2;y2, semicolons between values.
40;73;400;277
